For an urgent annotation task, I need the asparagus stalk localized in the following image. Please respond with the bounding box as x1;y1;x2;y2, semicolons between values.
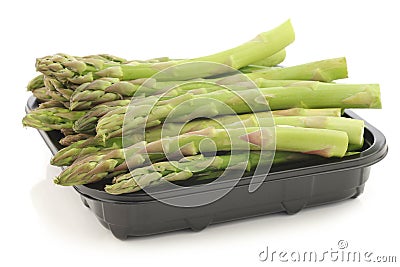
54;126;348;186
274;116;364;146
96;81;380;141
240;65;272;73
105;151;315;195
253;78;317;87
246;57;348;82
260;82;381;109
272;108;341;117
239;50;286;73
22;107;87;131
193;21;294;70
251;49;286;67
37;20;295;84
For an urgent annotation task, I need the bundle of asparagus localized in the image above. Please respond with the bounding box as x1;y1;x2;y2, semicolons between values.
23;20;382;195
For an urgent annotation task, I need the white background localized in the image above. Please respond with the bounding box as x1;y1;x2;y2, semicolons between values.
1;0;399;266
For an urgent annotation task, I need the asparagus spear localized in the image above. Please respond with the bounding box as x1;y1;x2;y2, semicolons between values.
240;50;286;73
240;65;272;73
37;20;295;84
73;99;132;134
28;75;71;106
96;81;380;141
69;78;123;110
31;87;52;102
59;133;93;146
28;54;131;96
60;128;76;136
273;116;364;146
54;126;348;186
22;107;87;131
146;115;363;146
51;137;122;166
37;100;70;109
30;76;75;104
246;57;348;82
251;49;286;67
272;108;341;117
42;85;69;102
35;54;170;86
43;76;76;99
105;151;313;195
27;75;45;91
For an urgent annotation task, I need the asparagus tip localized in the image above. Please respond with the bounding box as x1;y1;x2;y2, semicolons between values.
53;177;60;185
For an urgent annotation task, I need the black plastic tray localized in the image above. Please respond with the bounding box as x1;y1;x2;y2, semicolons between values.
26;96;388;239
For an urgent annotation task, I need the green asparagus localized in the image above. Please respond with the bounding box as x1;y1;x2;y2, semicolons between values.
246;57;348;82
251;49;286;67
59;133;93;146
31;87;52;102
51;137;122;166
105;151;315;195
23;19;384;196
22;107;87;131
54;126;348;186
73;99;132;134
37;20;295;84
66;57;348;111
96;81;380;141
52;108;341;166
27;75;45;91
